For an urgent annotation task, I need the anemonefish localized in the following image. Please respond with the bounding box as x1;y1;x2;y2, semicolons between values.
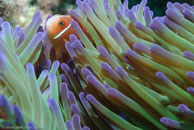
45;15;85;56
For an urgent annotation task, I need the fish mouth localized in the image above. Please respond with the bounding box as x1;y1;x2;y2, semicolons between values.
53;23;72;40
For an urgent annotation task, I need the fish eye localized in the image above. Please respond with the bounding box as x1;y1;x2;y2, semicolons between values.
58;21;65;26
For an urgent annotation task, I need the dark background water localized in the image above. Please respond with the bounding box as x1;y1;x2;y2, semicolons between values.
126;0;194;17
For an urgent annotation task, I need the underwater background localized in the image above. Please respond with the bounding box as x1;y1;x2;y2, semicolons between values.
1;0;194;27
0;0;194;130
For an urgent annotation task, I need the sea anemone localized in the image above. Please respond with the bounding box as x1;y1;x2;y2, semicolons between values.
0;11;52;129
0;0;194;130
66;0;194;129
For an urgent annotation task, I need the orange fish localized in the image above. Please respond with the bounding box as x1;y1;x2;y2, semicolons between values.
45;15;85;55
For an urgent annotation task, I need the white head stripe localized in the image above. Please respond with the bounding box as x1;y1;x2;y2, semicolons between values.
53;23;72;40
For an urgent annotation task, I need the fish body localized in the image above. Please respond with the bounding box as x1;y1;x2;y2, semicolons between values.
46;15;76;52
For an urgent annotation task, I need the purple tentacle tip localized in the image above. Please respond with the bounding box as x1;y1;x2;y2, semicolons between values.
87;75;100;87
183;9;194;22
144;7;152;25
79;92;85;102
68;92;76;105
126;49;137;58
61;63;70;72
104;3;110;12
115;22;123;30
72;114;82;130
69;9;76;17
71;20;79;29
155;72;169;83
86;94;95;103
116;10;124;20
115;66;126;78
127;10;137;24
178;104;194;119
60;82;68;94
28;122;36;130
104;83;111;89
183;51;194;61
101;62;112;72
65;120;73;130
109;27;119;39
134;42;150;55
53;60;60;68
48;73;56;81
71;40;84;51
71;104;81;115
150;44;163;54
178;104;190;114
82;1;93;13
187;87;194;95
47;98;55;107
160;117;181;129
187;71;194;81
134;22;146;31
149;18;166;33
166;8;181;20
0;95;13;118
76;0;82;6
83;126;90;130
81;68;93;78
90;0;98;8
69;34;78;42
107;88;119;97
97;46;108;56
13;105;25;126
